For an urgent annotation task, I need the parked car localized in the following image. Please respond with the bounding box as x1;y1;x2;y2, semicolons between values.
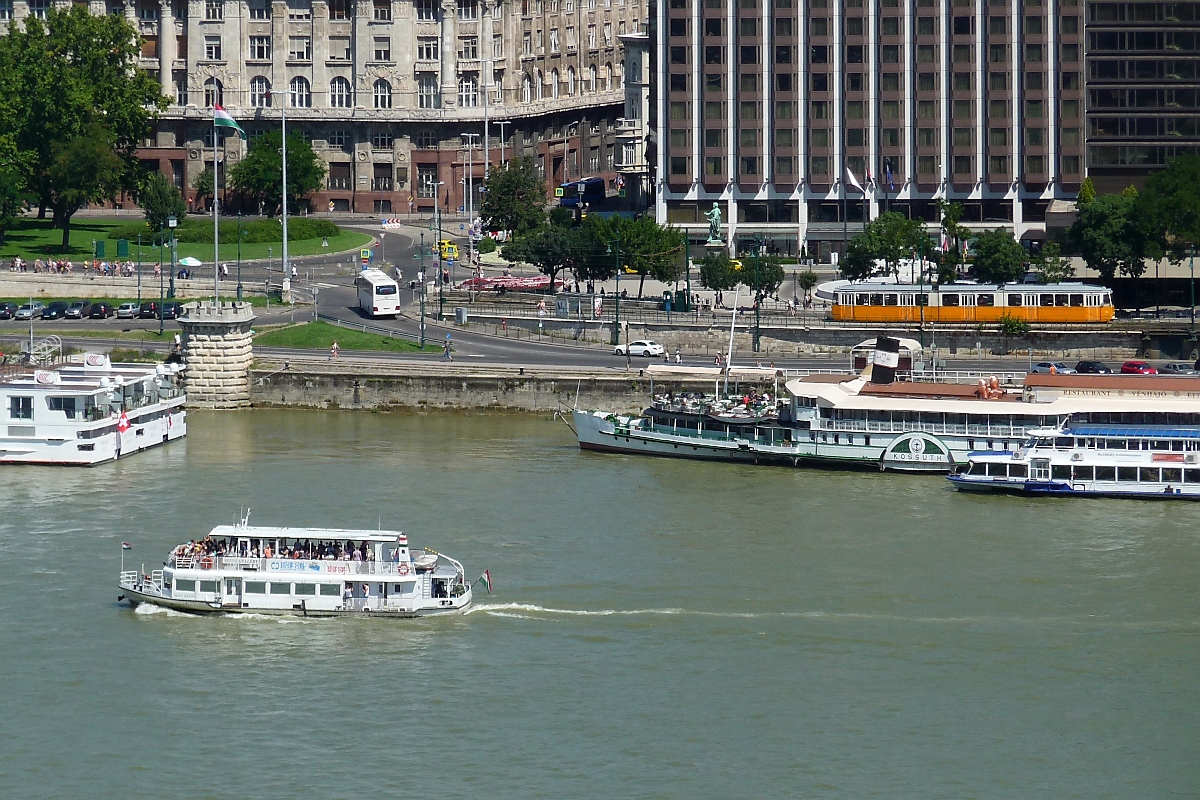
65;301;88;319
15;302;45;320
41;301;71;320
116;302;140;319
1030;361;1077;375
0;301;19;320
1120;360;1158;374
160;301;184;320
88;302;114;319
138;301;160;319
1159;362;1200;376
614;340;666;357
1075;360;1112;374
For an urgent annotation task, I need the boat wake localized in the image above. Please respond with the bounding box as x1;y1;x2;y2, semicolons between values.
133;603;192;618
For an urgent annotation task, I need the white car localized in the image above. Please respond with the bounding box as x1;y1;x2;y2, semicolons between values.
614;340;665;357
116;302;140;319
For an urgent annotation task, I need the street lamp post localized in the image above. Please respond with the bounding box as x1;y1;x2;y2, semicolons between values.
136;233;142;304
158;229;165;336
418;231;427;347
494;120;510;164
433;180;446;320
606;232;622;346
1191;245;1196;341
236;211;244;301
167;216;177;302
462;132;480;269
752;239;761;353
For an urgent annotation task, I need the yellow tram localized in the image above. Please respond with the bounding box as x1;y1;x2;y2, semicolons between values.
828;282;1114;324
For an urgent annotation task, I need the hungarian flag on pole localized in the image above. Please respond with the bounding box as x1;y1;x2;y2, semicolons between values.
476;570;492;593
117;411;130;433
213;104;247;140
121;542;132;550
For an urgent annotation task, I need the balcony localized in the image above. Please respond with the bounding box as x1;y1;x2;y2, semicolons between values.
329;178;352;190
371;178;394;191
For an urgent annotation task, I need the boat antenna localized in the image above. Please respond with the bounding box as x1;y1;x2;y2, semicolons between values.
241;508;251;527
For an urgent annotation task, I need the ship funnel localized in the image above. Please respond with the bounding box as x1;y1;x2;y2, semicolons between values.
870;336;901;385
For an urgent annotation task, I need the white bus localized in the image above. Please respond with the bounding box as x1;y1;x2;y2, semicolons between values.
355;269;400;317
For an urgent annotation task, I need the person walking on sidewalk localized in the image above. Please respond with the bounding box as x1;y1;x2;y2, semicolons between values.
442;339;453;362
330;341;340;360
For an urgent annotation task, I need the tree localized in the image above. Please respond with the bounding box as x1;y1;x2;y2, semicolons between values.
937;200;972;279
1077;176;1096;206
480;156;547;235
1137;154;1200;263
1070;193;1146;281
797;270;819;293
229;130;326;214
1035;241;1075;284
699;251;738;291
500;224;580;286
746;253;785;298
864;211;925;279
0;5;167;239
970;229;1027;284
191;167;214;208
0;165;25;247
840;237;877;281
47;122;125;251
138;171;187;233
569;214;685;296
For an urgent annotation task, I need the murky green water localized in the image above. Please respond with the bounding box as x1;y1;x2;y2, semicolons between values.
0;411;1197;799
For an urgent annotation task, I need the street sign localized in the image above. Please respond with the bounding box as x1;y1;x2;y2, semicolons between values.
554;187;564;197
459;224;465;231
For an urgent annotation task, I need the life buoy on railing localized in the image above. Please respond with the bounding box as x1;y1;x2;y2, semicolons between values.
199;556;214;569
398;562;410;576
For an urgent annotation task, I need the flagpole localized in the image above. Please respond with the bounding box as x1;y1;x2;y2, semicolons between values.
281;94;289;294
213;111;220;305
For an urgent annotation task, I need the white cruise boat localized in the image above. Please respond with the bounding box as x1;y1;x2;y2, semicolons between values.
0;354;186;465
949;420;1200;500
119;520;474;617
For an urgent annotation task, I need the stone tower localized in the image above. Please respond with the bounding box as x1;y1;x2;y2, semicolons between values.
179;302;256;409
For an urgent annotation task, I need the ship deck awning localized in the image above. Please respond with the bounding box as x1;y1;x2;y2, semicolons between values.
1065;425;1200;439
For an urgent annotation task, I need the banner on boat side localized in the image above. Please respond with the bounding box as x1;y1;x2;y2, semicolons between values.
880;432;953;470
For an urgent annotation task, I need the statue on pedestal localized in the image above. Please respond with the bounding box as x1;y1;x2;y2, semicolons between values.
705;202;723;245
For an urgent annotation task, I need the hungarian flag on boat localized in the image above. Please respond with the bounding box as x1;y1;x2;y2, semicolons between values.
121;542;132;550
213;104;247;140
476;570;492;593
116;411;130;433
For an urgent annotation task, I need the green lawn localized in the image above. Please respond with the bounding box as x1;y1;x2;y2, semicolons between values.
1;219;371;262
253;321;436;353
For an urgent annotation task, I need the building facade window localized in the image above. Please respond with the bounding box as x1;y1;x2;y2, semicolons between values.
204;0;223;20
329;77;352;108
249;36;271;60
373;37;391;62
459;75;479;107
250;76;271;107
373;79;392;108
416;0;437;18
289;76;311;107
204;36;223;61
288;37;312;61
203;77;223;107
418;74;440;108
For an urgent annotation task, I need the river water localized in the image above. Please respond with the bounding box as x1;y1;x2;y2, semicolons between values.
0;411;1197;799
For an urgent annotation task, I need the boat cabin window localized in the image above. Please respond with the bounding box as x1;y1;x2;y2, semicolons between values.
1150;440;1171;451
1118;467;1138;481
175;579;196;592
1054;437;1073;448
295;583;317;596
8;396;32;420
986;462;1007;476
1095;466;1116;481
1010;463;1027;478
320;584;341;596
47;397;79;418
1140;468;1161;482
1072;466;1094;480
269;582;292;594
1186;469;1200;483
1052;464;1071;479
199;580;218;593
246;582;267;594
1162;468;1182;483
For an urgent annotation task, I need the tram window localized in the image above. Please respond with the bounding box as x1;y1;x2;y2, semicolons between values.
916;294;929;306
1055;294;1068;306
856;294;870;305
884;294;898;305
320;584;341;596
1052;465;1071;479
1072;465;1094;480
269;582;292;594
245;582;266;593
199;580;218;593
1040;294;1054;306
942;294;960;306
1140;468;1160;482
1162;468;1183;483
1095;466;1116;481
987;462;1007;476
869;293;884;305
977;294;995;306
1186;469;1200;483
1103;293;1111;305
1118;467;1138;481
1008;294;1022;306
1070;294;1084;306
174;579;196;593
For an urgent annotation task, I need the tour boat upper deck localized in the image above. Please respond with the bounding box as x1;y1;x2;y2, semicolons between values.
0;354;186;465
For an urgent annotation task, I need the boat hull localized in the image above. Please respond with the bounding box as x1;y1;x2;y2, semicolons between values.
0;406;186;466
119;583;472;617
948;475;1200;500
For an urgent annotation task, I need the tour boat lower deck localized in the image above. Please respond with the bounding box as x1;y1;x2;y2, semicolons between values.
119;521;475;617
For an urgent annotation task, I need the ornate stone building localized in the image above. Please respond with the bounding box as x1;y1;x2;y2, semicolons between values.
1;0;646;213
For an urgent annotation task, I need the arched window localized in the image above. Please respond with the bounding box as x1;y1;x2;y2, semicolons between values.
250;76;271;107
289;76;311;107
550;68;559;99
373;79;392;109
618;59;624;88
588;65;597;93
603;62;612;92
329;77;352;108
203;77;223;108
536;70;544;100
458;75;478;107
567;67;576;96
521;74;532;103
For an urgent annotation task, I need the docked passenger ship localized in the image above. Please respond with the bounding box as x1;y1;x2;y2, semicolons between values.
119;520;473;617
0;354;186;465
949;420;1200;499
574;341;1200;473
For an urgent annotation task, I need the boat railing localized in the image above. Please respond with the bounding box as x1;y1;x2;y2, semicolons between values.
170;554;424;576
821;419;1034;439
119;570;139;586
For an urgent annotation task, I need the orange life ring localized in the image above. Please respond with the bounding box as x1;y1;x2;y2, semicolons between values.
199;555;214;569
398;562;410;576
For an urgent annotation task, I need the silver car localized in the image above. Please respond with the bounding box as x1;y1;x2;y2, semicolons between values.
116;302;140;319
1030;361;1077;375
14;302;44;320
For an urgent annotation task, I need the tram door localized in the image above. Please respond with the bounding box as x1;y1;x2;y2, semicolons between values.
1031;459;1051;481
223;577;243;606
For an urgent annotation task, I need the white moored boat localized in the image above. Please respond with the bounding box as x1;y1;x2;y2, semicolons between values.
119;518;473;616
0;353;186;465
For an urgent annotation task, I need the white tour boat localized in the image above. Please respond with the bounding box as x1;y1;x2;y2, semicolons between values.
119;519;474;616
0;353;186;465
949;420;1200;499
574;339;1200;473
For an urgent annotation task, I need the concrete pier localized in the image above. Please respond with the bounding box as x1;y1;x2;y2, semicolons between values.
180;301;256;408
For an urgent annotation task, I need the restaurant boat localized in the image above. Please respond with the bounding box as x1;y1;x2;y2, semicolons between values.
119;518;474;616
0;353;186;465
949;420;1200;499
574;337;1200;473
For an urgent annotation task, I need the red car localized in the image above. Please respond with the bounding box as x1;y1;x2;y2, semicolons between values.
1120;360;1158;374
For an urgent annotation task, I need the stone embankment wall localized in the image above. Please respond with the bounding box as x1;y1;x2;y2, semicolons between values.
250;365;746;414
0;273;263;300
181;302;256;408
